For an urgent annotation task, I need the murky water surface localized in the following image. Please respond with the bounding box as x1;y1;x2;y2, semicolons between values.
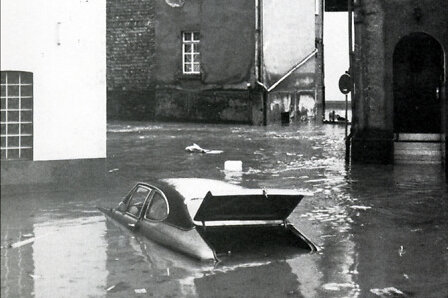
2;121;448;297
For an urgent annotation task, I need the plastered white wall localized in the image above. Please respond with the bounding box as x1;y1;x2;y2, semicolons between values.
262;0;316;76
323;12;350;102
1;0;106;161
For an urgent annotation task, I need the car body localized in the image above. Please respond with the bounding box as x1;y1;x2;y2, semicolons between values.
99;178;318;261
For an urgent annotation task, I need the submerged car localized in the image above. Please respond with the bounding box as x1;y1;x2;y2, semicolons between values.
99;178;318;261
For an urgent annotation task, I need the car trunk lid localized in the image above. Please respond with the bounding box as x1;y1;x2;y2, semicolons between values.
193;189;306;222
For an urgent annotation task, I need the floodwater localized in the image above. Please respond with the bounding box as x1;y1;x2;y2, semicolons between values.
2;121;448;298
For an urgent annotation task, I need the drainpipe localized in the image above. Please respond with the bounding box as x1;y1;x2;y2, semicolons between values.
255;0;268;125
255;0;260;86
257;0;268;125
346;0;354;162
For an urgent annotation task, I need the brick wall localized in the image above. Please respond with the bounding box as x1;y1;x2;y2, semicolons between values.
107;0;156;119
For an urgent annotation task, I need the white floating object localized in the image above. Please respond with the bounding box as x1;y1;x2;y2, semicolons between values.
185;143;223;154
224;160;242;172
370;287;405;296
134;288;147;294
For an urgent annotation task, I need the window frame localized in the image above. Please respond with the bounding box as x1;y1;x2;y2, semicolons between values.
144;188;170;222
182;31;201;75
1;71;34;161
124;184;153;219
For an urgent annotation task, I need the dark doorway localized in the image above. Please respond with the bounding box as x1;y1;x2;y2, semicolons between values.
393;33;444;133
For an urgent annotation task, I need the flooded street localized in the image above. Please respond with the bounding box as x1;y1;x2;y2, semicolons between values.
2;121;448;297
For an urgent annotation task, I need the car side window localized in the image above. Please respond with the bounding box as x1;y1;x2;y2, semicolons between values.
145;191;168;221
126;186;151;218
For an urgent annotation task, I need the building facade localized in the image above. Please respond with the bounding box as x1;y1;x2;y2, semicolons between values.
350;0;447;165
107;0;323;125
262;0;324;123
1;0;107;185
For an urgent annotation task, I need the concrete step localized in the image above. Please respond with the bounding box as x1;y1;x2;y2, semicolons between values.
395;133;441;142
394;141;442;164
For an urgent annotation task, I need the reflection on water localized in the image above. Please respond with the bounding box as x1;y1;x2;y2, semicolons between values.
33;216;107;298
2;121;448;297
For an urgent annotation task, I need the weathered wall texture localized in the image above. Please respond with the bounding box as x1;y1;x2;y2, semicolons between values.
154;89;253;123
262;0;322;123
351;0;448;163
106;0;321;124
152;0;257;123
107;0;156;120
154;0;255;87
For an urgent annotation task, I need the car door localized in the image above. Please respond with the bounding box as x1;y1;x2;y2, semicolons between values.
115;184;152;229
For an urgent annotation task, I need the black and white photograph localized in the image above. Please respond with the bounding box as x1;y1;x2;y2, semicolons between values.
1;0;447;297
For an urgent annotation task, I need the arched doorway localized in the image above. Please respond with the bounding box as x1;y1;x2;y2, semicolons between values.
393;32;444;134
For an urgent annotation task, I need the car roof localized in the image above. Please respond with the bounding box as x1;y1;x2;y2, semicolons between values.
143;179;197;230
142;179;245;229
162;178;246;200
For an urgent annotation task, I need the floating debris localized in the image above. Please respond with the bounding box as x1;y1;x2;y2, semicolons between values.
106;281;129;293
322;282;355;291
134;288;147;294
29;274;42;280
398;246;405;257
349;205;372;211
165;0;185;7
224;160;242;172
106;285;116;292
185;143;223;154
370;287;405;296
320;234;336;238
9;237;36;248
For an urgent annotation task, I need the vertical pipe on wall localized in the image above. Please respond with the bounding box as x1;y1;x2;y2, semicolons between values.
346;0;354;162
320;0;326;122
255;0;260;82
256;0;267;125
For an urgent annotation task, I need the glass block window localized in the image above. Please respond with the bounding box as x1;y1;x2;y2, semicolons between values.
1;71;33;160
182;32;200;74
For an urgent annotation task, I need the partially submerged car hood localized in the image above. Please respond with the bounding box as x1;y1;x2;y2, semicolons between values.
194;189;304;222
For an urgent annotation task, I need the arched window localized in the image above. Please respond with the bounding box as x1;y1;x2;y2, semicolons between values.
1;71;33;160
